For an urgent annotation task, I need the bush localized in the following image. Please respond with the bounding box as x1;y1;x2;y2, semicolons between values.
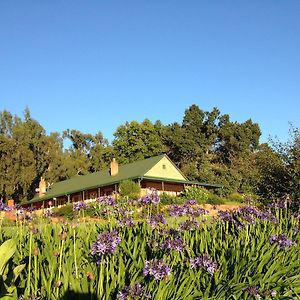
119;180;141;200
207;195;225;205
53;203;75;219
227;192;244;203
160;193;185;205
181;186;210;204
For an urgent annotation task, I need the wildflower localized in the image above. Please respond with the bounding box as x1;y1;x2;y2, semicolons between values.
97;196;116;206
19;296;41;300
91;230;121;263
118;217;134;227
160;238;185;252
243;285;262;299
0;200;12;211
269;234;295;249
179;220;200;231
118;282;151;300
147;214;166;228
139;188;160;205
168;205;187;217
184;199;197;206
189;254;217;274
217;210;234;223
73;201;89;211
143;259;171;281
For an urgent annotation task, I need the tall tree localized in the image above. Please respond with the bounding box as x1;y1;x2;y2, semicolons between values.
112;119;165;164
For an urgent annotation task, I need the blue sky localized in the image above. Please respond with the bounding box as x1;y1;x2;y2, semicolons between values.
0;1;299;143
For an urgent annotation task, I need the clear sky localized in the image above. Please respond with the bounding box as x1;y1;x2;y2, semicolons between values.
0;1;299;143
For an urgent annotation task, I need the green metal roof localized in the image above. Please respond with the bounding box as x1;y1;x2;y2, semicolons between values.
30;155;165;202
27;154;222;203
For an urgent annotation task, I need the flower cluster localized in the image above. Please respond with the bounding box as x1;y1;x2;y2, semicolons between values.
218;210;234;223
168;203;208;218
118;216;135;227
189;254;217;274
139;188;160;205
243;285;277;299
159;238;185;252
269;234;295;249
97;196;116;206
268;196;288;209
237;206;276;223
91;230;121;263
118;282;151;300
73;201;89;211
147;214;166;228
143;259;171;281
179;220;200;231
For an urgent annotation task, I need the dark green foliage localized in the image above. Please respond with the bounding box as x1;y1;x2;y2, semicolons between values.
0;105;298;206
119;180;141;200
53;203;75;219
159;193;185;205
207;194;225;205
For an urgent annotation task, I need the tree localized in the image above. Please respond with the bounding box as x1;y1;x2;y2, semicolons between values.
112;119;165;164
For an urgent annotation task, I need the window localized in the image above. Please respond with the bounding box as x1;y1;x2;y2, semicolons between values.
162;164;166;170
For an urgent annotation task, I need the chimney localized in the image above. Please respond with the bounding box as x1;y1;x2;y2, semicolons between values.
110;158;119;176
38;177;47;197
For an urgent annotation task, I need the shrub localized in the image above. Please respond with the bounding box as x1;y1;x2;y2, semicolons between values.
227;192;244;203
53;203;75;219
207;195;225;205
160;193;185;205
181;186;210;204
119;180;141;200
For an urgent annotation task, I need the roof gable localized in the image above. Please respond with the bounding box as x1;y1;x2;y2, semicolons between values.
144;155;187;181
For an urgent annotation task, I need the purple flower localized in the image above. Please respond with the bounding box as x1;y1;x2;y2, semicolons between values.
97;196;116;206
118;282;151;300
269;234;295;249
243;285;262;298
217;210;234;223
189;254;217;274
143;259;171;281
168;205;187;217
91;230;121;263
257;211;276;222
118;217;134;227
160;238;185;252
147;214;166;228
73;201;89;211
184;199;197;206
19;296;41;300
139;188;160;205
179;220;200;231
268;196;288;209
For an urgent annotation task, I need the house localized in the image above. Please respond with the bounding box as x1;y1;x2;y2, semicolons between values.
23;154;221;209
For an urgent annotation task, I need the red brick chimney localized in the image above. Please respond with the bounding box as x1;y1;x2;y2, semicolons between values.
110;158;119;176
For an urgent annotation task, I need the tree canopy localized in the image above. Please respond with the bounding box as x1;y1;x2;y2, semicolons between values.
0;105;298;204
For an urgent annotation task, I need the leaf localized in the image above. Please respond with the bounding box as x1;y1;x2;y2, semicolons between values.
0;239;16;276
13;264;26;282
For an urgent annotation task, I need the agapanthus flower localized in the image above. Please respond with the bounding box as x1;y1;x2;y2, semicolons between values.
268;196;288;209
118;217;135;227
257;211;276;222
168;205;187;217
73;201;89;211
189;254;217;274
217;210;234;223
118;282;151;300
19;296;41;300
184;199;197;206
143;259;171;281
269;234;295;249
139;188;160;205
97;196;116;206
159;238;185;252
179;220;200;231
91;230;121;263
243;285;262;299
147;214;166;228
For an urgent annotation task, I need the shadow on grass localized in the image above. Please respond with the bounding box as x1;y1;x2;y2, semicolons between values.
61;290;99;300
